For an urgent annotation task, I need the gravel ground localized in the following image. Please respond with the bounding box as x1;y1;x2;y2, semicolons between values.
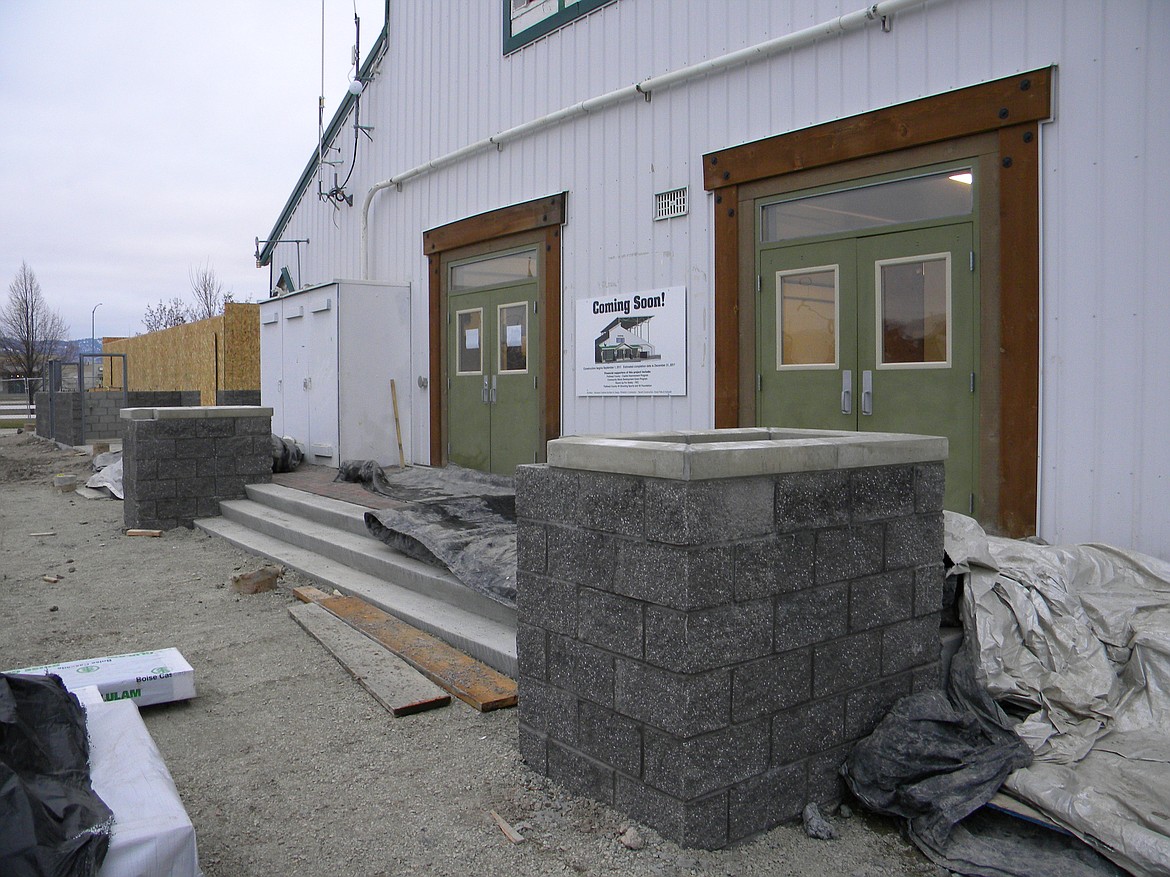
0;432;945;877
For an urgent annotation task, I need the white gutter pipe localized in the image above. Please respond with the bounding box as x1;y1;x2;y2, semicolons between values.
360;0;930;277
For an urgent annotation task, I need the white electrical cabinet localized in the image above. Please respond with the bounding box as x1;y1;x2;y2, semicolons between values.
260;280;411;468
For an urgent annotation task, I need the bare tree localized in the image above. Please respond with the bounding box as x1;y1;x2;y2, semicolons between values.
1;262;69;407
142;297;193;332
140;263;234;333
188;263;233;321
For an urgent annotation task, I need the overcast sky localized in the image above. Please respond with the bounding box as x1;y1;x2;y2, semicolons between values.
0;0;385;341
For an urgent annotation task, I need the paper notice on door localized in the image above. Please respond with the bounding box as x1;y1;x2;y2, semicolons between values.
465;328;480;350
506;324;522;348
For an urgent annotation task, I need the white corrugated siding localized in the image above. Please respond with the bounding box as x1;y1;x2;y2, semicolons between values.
265;0;1170;559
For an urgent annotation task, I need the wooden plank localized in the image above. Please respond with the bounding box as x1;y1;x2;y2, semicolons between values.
986;792;1067;834
289;602;451;717
997;122;1041;537
702;68;1053;191
423;193;565;256
713;185;739;428
292;585;332;604
542;223;562;448
490;810;525;844
428;253;444;466
317;594;517;712
126;529;162;537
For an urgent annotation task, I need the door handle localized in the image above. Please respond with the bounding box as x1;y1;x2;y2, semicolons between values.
841;370;853;415
861;370;873;416
490;374;498;404
482;376;489;403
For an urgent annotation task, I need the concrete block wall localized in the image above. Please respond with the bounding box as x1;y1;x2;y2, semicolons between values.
84;394;124;440
36;391;81;445
515;430;945;849
215;389;261;406
35;390;202;445
121;406;273;530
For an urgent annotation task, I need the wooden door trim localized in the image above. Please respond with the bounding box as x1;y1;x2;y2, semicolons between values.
425;193;565;467
705;68;1051;536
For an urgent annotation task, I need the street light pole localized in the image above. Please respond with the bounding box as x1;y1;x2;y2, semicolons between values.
91;302;102;348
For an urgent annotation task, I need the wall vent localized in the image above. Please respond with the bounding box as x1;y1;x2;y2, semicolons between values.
654;186;688;221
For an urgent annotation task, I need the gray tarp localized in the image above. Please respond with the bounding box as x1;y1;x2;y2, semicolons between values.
946;514;1170;876
85;455;123;499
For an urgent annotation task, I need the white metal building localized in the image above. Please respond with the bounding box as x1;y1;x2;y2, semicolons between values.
258;0;1169;559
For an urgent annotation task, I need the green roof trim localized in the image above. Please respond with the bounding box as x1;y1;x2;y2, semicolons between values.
502;0;617;55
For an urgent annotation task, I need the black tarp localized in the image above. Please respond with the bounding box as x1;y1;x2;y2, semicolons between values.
337;462;518;607
841;626;1129;876
0;673;111;877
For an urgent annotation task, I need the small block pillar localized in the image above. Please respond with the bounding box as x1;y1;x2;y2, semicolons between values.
120;406;273;531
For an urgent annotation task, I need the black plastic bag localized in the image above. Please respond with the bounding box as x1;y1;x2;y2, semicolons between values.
0;673;112;877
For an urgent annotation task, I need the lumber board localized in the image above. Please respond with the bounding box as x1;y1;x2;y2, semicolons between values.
315;594;517;712
292;585;332;604
288;602;450;717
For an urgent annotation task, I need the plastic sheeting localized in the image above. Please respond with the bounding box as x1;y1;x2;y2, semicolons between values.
270;435;303;474
338;463;518;607
946;514;1170;876
74;687;202;877
843;648;1034;856
0;673;112;877
86;457;123;500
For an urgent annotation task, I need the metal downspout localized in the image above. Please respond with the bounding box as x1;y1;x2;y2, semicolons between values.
359;0;930;278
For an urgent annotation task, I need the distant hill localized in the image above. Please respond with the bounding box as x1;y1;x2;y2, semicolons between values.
0;337;89;357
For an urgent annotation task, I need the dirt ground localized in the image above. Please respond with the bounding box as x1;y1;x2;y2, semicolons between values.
0;432;947;877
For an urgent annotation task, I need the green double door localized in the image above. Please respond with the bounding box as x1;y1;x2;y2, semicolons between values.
448;281;540;475
758;223;977;512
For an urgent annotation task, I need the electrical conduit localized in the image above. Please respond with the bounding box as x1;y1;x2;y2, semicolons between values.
360;0;930;278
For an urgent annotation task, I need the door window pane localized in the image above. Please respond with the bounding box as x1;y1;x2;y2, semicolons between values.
878;255;950;366
498;302;528;373
451;249;538;292
762;169;973;243
456;309;483;375
777;267;838;368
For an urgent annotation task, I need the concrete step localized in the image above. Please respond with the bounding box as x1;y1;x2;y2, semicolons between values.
243;482;371;538
216;491;514;629
194;498;517;677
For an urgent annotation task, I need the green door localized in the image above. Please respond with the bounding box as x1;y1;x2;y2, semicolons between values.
859;224;976;511
758;238;858;430
759;222;977;512
448;281;541;476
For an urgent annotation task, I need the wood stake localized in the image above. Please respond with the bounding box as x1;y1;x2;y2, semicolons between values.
490;810;525;844
390;378;406;470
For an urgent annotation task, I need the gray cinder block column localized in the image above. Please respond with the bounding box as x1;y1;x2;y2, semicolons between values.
120;406;273;531
515;428;946;849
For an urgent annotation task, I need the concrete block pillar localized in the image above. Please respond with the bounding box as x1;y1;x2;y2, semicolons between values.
120;406;273;530
515;428;946;849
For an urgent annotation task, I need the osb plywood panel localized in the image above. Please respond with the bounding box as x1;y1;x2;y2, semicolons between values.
103;303;259;403
222;302;260;390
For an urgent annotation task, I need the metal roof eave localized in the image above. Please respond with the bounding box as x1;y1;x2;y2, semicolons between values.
258;27;389;269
